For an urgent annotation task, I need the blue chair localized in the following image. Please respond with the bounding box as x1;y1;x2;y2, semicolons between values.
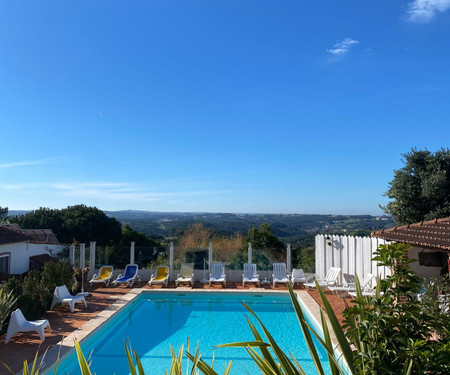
113;264;140;287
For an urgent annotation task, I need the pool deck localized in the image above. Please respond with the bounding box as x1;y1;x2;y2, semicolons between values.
0;282;351;374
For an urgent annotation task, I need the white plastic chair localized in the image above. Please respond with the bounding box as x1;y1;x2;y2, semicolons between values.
272;263;289;287
50;285;87;313
5;309;51;343
209;263;226;286
328;273;375;297
175;263;194;287
304;267;341;290
242;263;260;287
291;268;311;287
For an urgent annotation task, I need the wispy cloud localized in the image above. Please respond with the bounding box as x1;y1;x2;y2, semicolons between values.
405;0;450;23
327;38;359;56
0;158;57;169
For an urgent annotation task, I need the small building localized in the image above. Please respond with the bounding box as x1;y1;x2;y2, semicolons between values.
372;217;450;279
0;224;65;277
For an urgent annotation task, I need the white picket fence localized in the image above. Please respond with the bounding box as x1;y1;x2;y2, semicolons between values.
315;234;391;284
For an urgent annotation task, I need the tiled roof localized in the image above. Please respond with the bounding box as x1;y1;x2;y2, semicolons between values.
22;229;60;245
372;217;450;251
0;226;29;245
0;224;60;245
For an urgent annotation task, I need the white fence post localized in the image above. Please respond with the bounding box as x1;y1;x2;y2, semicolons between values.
208;242;213;273
130;241;135;265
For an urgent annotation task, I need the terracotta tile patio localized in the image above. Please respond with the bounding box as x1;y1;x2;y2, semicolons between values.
0;282;349;374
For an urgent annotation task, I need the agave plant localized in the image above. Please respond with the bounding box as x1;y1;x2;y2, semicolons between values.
0;288;18;331
211;282;354;375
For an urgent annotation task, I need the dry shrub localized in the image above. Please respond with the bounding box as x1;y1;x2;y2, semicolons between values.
175;223;243;263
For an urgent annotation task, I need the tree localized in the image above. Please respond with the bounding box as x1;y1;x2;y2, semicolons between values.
382;148;450;225
244;223;285;252
0;206;8;223
11;205;122;245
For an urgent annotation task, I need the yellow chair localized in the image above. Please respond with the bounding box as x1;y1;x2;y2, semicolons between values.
149;266;169;287
89;265;114;287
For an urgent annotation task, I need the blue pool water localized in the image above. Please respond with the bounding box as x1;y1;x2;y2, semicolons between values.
56;292;331;375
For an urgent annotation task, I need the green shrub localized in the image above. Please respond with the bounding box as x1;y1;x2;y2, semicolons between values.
343;243;450;374
184;248;207;269
41;261;76;303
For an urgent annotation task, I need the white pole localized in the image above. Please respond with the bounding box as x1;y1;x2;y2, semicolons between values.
208;242;213;274
248;242;252;264
169;242;174;279
130;241;135;265
69;245;75;267
287;243;291;274
80;243;86;294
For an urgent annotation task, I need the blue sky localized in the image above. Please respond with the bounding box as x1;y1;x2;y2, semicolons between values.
1;1;449;215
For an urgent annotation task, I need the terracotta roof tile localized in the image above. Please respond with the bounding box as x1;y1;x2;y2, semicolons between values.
22;229;60;244
0;226;29;245
371;217;450;251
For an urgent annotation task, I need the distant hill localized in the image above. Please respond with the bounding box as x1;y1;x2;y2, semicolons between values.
104;210;395;245
8;209;394;245
7;210;31;217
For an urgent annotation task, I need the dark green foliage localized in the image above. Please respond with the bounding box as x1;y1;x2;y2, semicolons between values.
294;246;315;273
19;271;49;320
184;248;207;269
119;224;160;247
3;261;75;320
343;243;450;374
41;261;75;300
243;223;285;252
11;205;122;245
0;206;8;223
382;148;450;225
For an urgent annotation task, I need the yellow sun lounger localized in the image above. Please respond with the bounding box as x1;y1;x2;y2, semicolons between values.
89;265;114;287
149;266;169;287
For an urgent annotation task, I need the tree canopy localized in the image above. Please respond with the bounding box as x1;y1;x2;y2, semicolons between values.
11;205;122;245
0;206;8;223
244;223;285;252
382;148;450;225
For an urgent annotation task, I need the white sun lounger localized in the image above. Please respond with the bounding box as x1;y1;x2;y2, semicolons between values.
113;264;140;287
149;266;169;287
175;263;195;287
5;309;51;343
50;285;87;313
304;267;341;291
272;263;289;287
242;263;260;287
328;273;375;297
209;263;226;286
291;268;312;287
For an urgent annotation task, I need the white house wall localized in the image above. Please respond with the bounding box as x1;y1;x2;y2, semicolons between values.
0;242;65;275
408;246;446;279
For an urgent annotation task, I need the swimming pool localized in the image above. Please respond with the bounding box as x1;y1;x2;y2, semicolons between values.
55;292;331;374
